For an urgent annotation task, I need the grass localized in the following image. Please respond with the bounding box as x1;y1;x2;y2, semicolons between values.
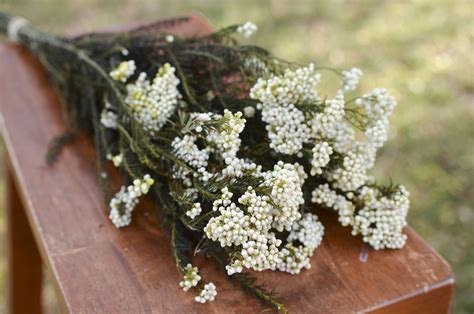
0;0;472;312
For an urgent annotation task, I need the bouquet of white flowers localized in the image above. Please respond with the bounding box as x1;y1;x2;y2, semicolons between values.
0;12;409;312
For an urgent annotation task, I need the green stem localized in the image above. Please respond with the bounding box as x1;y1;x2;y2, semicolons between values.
236;275;288;314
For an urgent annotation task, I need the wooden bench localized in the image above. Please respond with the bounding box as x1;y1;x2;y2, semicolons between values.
0;16;455;313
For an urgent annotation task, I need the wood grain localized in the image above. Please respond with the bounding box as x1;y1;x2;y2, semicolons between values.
6;164;42;314
0;16;454;313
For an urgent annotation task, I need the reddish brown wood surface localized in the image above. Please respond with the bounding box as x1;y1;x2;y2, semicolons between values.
0;16;454;313
6;164;43;314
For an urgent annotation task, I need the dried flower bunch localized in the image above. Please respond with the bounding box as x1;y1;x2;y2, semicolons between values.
0;12;410;312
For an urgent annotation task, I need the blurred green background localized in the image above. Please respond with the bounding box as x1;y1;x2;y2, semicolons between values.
0;0;472;313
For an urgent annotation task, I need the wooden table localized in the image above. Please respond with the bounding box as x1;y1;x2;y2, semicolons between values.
0;16;455;314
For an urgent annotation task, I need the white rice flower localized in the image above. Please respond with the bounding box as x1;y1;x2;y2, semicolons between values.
238;231;282;271
261;104;310;155
328;148;371;192
340;67;363;92
111;154;123;167
109;174;155;228
310;141;333;175
186;203;202;219
287;213;324;250
110;60;136;83
250;63;321;106
167;61;409;285
206;110;246;161
238;187;273;233
277;243;313;275
179;264;201;291
310;94;345;139
311;184;355;226
264;162;306;232
365;118;389;148
221;157;262;178
100;108;118;129
125;63;181;134
352;185;410;249
226;260;243;276
172;135;210;171
204;188;250;247
243;106;256;118
237;22;257;38
355;88;397;123
195;283;217;303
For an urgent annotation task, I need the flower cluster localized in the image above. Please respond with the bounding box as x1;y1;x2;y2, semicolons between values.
277;243;314;275
250;64;321;155
179;264;201;291
100;108;118;129
250;63;320;106
352;185;410;249
179;264;217;304
125;63;181;134
186;203;202;219
172;135;210;171
206;110;246;161
311;184;355;226
238;187;273;233
171;110;252;183
263;162;306;232
195;283;217;303
329;149;371;191
107;153;123;167
310;141;333;176
110;60;136;83
311;183;409;249
109;174;154;228
276;213;324;274
310;95;345;140
226;188;281;273
356;88;397;149
203;162;325;276
340;67;363;92
237;22;257;38
239;232;282;272
261;103;310;155
287;213;324;250
204;187;250;247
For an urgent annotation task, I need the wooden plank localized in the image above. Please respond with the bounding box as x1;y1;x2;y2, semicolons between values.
6;163;43;314
0;16;454;313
